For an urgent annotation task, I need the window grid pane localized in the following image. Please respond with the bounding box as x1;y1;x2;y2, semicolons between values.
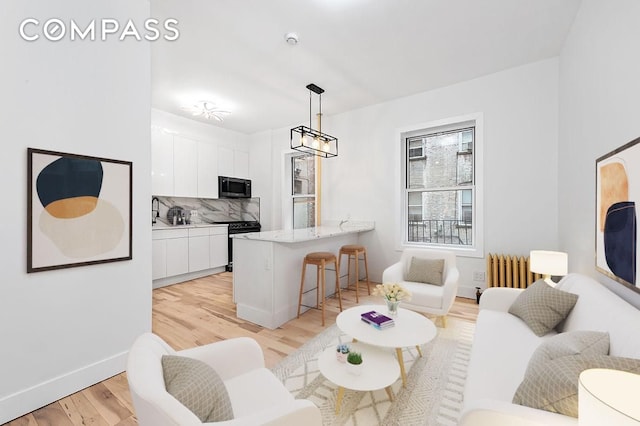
293;197;315;229
292;155;315;195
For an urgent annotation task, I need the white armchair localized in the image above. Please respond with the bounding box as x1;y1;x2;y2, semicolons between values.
382;248;459;326
126;333;322;426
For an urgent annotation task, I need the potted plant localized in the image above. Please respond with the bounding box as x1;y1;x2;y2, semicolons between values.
336;343;350;363
346;351;363;375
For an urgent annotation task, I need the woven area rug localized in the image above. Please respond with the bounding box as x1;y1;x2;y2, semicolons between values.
271;317;475;426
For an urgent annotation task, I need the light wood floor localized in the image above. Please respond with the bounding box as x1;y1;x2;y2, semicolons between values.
6;273;479;426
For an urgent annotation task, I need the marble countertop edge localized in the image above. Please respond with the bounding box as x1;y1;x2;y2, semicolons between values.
231;221;375;243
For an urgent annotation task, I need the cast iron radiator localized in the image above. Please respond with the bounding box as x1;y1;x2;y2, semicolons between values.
486;253;542;288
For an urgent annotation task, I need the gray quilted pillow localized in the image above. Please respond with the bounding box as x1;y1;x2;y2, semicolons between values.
508;280;579;336
406;257;444;285
524;330;610;378
513;354;640;417
162;355;234;422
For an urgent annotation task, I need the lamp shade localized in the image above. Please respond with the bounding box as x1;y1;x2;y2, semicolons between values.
529;250;568;276
579;368;640;425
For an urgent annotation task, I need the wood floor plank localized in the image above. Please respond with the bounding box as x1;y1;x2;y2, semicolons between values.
6;414;38;426
82;383;132;425
59;392;110;426
101;374;135;415
5;272;478;425
31;402;74;426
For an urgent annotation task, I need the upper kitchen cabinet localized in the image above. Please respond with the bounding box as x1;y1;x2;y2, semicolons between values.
151;130;174;196
234;150;249;179
218;146;234;177
197;142;218;198
173;135;198;197
218;146;249;179
151;129;249;197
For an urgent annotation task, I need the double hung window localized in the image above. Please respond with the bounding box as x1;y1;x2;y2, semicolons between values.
402;116;482;255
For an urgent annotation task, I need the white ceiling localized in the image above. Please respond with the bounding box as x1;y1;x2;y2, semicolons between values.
151;0;581;135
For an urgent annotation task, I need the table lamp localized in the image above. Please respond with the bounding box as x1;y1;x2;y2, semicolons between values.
529;250;568;286
579;368;640;425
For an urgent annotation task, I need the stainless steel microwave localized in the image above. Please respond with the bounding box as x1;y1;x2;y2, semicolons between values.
218;176;251;198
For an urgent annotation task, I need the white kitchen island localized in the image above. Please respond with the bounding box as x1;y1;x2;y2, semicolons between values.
232;221;375;329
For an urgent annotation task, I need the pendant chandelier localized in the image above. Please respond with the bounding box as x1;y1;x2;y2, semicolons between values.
290;83;338;158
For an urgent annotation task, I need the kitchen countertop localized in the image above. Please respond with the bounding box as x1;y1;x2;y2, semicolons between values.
231;221;374;243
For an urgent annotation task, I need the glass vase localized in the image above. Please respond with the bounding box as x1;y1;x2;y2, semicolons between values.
386;299;400;317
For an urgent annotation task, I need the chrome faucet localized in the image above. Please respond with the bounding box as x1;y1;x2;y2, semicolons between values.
152;197;160;224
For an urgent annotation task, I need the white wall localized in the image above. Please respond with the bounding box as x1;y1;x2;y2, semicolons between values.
248;130;274;230
559;0;640;308
255;58;560;298
0;2;151;422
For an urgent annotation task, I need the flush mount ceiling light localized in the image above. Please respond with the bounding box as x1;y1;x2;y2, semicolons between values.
181;100;230;122
290;84;338;158
284;32;299;45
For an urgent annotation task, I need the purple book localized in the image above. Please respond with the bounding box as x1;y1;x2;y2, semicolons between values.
361;310;394;326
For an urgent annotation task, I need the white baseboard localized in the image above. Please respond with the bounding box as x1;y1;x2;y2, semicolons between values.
0;351;128;424
458;285;480;301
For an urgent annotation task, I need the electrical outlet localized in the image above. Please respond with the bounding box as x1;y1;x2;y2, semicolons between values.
473;271;485;282
190;210;198;216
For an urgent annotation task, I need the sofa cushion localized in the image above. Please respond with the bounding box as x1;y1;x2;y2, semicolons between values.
463;309;558;405
556;273;640;359
512;354;640;418
406;257;444;285
162;355;234;422
224;367;295;418
401;281;445;309
508;280;579;336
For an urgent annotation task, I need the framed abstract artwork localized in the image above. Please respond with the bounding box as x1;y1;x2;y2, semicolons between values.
595;136;640;293
27;148;132;273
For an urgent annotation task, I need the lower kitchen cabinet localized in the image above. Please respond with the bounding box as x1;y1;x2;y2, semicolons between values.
152;228;189;279
189;228;210;272
153;225;228;287
165;235;189;277
152;239;167;280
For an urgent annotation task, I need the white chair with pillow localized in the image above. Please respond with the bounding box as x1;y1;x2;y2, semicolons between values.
127;332;322;426
381;248;459;327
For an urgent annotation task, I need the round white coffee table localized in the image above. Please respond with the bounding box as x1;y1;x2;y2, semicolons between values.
336;304;437;386
318;342;400;414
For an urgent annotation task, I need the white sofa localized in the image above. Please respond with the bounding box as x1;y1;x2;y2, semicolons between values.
127;333;322;426
460;273;640;425
381;248;459;326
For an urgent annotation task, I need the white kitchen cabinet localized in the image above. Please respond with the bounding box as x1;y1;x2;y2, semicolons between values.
151;130;174;196
152;239;167;280
209;226;228;268
165;233;189;277
218;146;249;179
153;226;228;287
218;146;234;177
173;135;198;197
188;228;210;272
151;129;250;197
197;142;218;198
234;150;249;179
